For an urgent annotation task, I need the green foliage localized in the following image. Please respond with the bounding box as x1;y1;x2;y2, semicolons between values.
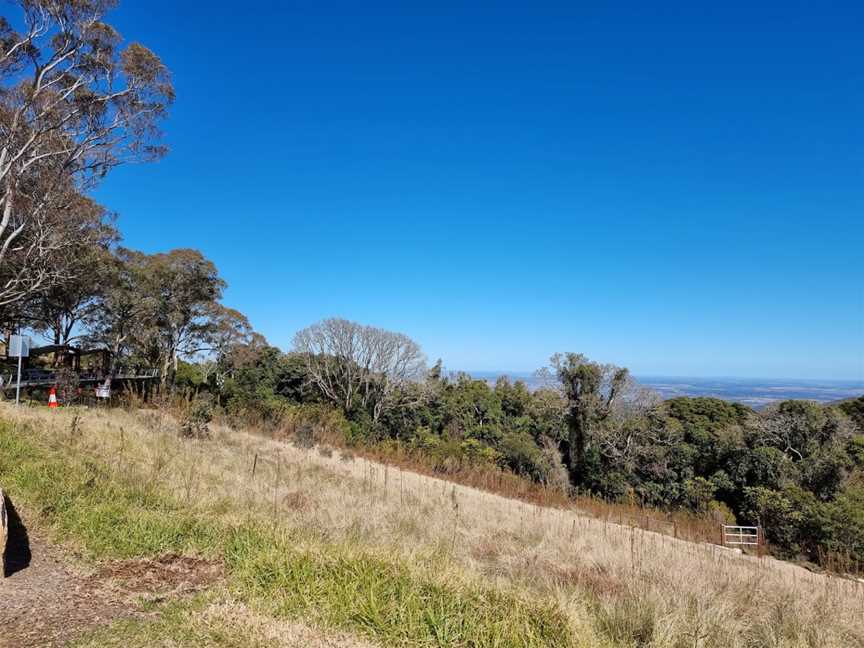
218;348;316;425
439;374;505;445
742;486;829;560
500;429;546;478
664;397;751;435
174;360;208;391
682;477;717;513
564;393;864;568
553;353;630;483
839;396;864;432
848;434;864;466
180;395;214;439
800;446;852;500
826;481;864;561
736;446;797;491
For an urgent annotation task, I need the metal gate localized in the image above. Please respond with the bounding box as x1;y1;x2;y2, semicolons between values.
721;525;760;548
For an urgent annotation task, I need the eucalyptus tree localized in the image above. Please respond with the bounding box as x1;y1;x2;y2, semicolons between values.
135;249;226;388
83;247;147;373
85;248;232;386
0;0;173;308
23;196;117;349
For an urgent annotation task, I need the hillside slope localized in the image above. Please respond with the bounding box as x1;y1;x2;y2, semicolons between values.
1;404;862;647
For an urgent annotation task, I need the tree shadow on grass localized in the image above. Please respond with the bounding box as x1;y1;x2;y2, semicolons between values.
3;494;31;577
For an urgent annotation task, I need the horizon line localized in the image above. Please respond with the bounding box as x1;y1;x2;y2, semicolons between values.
460;370;864;385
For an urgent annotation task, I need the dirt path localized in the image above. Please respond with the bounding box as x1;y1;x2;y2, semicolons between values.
0;509;133;647
0;495;373;648
0;496;224;648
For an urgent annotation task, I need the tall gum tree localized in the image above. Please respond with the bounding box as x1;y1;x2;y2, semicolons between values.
136;249;226;389
22;195;117;352
0;0;173;309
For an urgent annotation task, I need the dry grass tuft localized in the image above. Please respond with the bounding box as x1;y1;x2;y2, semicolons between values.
281;490;313;512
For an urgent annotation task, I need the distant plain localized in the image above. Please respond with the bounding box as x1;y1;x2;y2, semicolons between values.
469;372;864;409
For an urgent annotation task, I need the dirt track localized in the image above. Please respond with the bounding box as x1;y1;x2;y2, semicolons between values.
0;510;130;647
0;497;221;648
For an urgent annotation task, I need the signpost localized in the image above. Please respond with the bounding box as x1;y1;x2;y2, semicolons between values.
8;335;29;406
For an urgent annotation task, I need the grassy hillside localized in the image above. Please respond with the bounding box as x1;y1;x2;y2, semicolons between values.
1;403;863;647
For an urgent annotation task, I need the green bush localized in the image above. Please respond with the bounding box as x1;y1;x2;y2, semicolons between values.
743;486;829;560
180;396;214;439
839;396;864;432
682;477;716;513
499;430;544;476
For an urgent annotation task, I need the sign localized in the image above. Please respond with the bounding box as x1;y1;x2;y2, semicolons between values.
95;379;111;399
10;334;29;406
8;335;29;358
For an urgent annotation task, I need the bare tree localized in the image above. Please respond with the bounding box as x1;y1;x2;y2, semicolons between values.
293;317;427;422
0;0;173;308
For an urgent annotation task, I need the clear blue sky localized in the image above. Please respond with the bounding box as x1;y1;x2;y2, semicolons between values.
93;1;863;380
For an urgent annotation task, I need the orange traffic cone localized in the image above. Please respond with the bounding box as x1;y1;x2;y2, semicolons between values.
48;386;58;409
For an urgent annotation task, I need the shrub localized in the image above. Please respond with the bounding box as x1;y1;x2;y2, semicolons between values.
459;438;501;466
824;482;864;566
839;396;864;432
682;477;717;513
743;486;830;560
499;430;545;477
180;396;213;439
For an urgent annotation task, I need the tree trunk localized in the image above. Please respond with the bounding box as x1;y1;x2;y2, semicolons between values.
568;410;587;485
53;325;63;367
160;355;171;391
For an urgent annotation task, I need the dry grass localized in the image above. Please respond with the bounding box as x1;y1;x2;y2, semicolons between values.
279;415;722;546
310;436;724;546
5;402;864;647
